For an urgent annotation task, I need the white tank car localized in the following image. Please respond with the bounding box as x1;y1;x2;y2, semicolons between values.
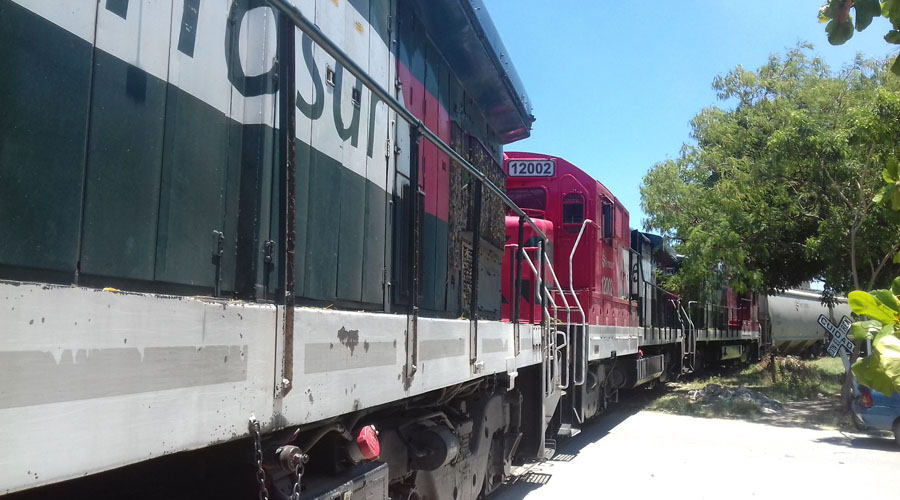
767;289;852;355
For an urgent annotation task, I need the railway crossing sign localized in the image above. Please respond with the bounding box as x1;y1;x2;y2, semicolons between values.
818;315;854;357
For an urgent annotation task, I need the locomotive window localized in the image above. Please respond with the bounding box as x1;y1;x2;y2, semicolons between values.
562;193;584;224
602;200;614;240
508;188;547;211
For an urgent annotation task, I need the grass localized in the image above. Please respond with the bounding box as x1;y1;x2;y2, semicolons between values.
646;357;850;428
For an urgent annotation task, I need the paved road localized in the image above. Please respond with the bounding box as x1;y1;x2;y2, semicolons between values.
494;407;900;500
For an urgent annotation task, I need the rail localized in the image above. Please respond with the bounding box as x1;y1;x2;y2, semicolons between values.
519;247;570;391
266;0;547;241
569;219;591;387
542;251;573;390
680;302;696;371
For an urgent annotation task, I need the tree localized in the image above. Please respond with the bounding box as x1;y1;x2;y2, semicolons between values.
641;47;900;296
818;0;900;74
815;2;900;400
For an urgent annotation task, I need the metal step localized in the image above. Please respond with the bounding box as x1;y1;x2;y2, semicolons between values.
542;439;557;460
557;424;581;438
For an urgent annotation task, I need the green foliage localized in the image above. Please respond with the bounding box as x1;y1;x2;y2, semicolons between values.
641;47;900;295
876;158;900;209
849;290;899;322
850;319;884;339
827;16;855;45
819;1;900;74
847;288;900;395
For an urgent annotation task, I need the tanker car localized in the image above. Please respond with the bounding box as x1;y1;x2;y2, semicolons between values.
768;289;851;355
1;1;764;499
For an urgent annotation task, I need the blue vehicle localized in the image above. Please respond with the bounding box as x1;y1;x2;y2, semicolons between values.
852;385;900;446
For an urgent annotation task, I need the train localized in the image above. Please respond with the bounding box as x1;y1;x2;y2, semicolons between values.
1;1;766;499
768;288;852;355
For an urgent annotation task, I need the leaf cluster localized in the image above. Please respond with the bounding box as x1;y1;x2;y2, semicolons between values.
847;280;900;395
819;0;900;74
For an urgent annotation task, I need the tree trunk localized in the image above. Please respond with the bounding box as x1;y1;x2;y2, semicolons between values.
769;351;778;383
850;221;860;290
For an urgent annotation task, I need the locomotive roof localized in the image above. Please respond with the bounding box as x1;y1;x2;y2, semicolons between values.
414;0;534;144
641;232;679;266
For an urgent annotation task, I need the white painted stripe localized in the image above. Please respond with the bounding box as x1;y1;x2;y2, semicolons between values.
12;0;395;187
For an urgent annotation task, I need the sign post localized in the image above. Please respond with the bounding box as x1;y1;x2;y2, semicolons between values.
818;314;857;393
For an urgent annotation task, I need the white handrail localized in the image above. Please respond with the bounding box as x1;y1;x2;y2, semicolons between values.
541;251;573;390
680;303;696;372
543;252;572;324
569;219;592;386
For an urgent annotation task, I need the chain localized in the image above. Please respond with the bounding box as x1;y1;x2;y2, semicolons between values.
249;415;270;500
250;415;307;500
290;456;304;500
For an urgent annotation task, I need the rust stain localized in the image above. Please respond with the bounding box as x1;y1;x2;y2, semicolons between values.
337;326;360;354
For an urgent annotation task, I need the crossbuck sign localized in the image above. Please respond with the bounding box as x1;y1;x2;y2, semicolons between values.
817;314;854;357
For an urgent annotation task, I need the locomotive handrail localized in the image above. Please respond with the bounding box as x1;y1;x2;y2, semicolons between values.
520;246;572;390
569;219;591;387
266;0;547;241
520;248;560;395
679;303;696;372
519;249;551;324
541;251;573;389
556;330;569;390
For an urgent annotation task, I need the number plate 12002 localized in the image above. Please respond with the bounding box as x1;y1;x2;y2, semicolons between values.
507;159;555;177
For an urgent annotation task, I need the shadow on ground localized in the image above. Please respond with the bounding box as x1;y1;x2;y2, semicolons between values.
752;398;844;429
492;398;648;500
814;433;898;452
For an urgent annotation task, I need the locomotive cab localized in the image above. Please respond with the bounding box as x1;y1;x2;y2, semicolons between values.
501;213;554;324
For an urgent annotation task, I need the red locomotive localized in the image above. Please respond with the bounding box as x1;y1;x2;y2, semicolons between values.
502;152;635;328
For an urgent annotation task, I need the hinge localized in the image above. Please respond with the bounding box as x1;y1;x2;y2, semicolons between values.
272;58;279;85
264;240;275;264
385;138;391;158
212;230;225;258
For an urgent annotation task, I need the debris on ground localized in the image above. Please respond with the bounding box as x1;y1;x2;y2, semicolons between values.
689;383;784;412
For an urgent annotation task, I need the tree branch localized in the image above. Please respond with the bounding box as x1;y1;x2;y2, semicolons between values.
822;164;855;211
868;240;900;290
838;1;855;25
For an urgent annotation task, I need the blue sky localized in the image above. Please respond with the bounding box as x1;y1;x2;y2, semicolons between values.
484;1;897;227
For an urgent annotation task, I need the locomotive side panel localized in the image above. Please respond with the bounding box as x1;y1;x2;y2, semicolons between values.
0;0;246;293
0;1;95;276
